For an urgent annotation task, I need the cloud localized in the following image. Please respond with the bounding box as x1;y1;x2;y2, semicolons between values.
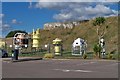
11;19;22;24
0;23;11;38
2;24;11;31
0;14;11;33
53;13;73;21
35;2;68;9
0;14;4;18
35;0;119;2
1;20;11;32
35;2;92;9
84;5;113;15
2;19;22;32
0;20;2;24
2;24;10;28
54;4;118;21
35;2;118;21
0;15;11;33
12;19;17;24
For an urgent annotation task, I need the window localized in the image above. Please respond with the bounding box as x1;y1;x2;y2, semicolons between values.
76;43;78;44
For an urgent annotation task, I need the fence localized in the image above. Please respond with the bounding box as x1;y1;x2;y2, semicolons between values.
4;42;118;59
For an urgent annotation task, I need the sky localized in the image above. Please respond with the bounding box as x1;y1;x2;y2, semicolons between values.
0;0;119;38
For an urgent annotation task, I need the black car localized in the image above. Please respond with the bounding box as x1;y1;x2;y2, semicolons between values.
0;49;8;58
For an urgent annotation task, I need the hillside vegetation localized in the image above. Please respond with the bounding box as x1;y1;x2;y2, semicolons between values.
39;16;118;53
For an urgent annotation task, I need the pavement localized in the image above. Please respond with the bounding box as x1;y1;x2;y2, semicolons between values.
2;57;119;78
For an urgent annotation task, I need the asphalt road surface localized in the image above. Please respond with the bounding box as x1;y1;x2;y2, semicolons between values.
2;58;118;78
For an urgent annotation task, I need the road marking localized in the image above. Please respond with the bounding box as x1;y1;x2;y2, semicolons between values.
53;69;92;73
63;70;70;72
73;70;92;72
2;61;11;63
52;59;70;60
90;62;96;63
76;61;96;66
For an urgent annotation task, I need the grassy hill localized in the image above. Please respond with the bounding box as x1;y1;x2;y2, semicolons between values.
4;16;118;55
39;16;118;53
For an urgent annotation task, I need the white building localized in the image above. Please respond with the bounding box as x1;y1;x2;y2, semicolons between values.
44;22;80;30
72;38;87;55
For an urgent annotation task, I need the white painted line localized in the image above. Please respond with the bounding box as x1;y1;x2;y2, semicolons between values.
53;69;93;73
72;70;92;73
76;61;96;66
62;70;70;72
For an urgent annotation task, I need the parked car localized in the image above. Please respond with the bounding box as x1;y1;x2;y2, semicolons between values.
0;49;8;58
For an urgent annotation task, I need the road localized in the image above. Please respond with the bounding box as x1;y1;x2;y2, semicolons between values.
2;58;118;78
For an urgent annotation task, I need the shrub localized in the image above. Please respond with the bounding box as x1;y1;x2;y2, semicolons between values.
110;49;116;54
107;53;113;59
44;53;54;59
93;44;102;58
93;44;101;54
83;54;87;59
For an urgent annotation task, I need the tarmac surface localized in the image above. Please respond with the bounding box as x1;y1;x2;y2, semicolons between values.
2;57;119;78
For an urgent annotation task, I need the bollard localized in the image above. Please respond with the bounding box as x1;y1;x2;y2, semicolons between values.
12;49;19;60
14;49;19;60
11;50;14;60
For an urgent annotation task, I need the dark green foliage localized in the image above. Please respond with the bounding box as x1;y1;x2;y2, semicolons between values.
93;44;102;55
66;32;71;35
83;54;87;59
106;25;109;29
110;49;116;54
93;17;106;26
6;30;28;38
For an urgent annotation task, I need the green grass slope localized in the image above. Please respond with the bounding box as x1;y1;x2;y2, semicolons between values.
39;16;118;53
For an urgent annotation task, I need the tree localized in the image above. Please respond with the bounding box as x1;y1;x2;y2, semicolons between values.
93;17;107;58
93;17;106;39
6;30;27;38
